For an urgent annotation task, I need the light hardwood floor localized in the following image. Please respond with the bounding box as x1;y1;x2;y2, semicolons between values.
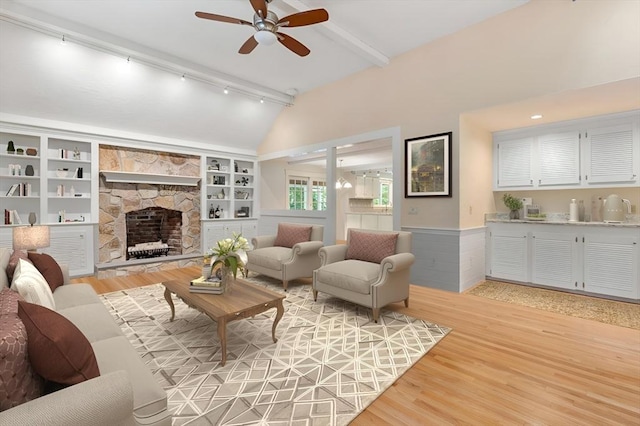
73;267;640;425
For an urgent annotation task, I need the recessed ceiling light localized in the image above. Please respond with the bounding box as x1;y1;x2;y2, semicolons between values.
531;114;543;120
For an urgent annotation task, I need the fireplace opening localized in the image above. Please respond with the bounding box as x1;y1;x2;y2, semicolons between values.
125;207;182;260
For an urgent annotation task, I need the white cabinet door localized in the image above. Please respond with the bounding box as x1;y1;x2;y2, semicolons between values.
495;137;534;188
537;131;581;186
531;231;579;290
45;225;94;277
241;220;258;243
203;223;225;251
583;232;639;299
378;215;393;231
584;122;639;185
345;213;361;232
489;229;528;282
361;214;378;230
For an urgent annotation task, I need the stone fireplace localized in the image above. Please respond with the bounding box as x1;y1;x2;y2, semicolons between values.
97;145;201;278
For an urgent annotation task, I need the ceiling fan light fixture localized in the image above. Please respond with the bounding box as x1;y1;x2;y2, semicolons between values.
254;30;277;45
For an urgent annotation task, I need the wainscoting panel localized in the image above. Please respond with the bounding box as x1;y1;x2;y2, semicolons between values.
403;226;486;293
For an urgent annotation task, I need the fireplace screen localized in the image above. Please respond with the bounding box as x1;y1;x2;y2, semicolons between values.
125;207;182;260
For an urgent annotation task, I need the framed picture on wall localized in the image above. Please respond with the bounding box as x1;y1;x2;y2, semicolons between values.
405;132;452;197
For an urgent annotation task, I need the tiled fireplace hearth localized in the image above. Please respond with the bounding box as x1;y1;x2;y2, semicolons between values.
97;145;201;278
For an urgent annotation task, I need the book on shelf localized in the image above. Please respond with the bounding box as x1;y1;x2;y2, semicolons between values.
6;183;18;196
12;210;21;224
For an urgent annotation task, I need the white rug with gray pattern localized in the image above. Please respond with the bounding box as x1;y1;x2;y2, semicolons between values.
100;276;450;425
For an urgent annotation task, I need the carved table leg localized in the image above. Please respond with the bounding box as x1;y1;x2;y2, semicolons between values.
164;287;175;322
218;318;228;366
272;300;284;343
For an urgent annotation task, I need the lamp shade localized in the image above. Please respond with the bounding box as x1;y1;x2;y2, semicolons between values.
13;225;50;251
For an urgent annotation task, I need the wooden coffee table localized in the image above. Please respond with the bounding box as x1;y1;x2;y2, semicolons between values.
162;277;285;366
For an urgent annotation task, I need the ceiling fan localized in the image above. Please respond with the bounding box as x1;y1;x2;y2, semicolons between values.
195;0;328;57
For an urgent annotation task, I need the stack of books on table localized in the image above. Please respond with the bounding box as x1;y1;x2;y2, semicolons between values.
190;276;224;294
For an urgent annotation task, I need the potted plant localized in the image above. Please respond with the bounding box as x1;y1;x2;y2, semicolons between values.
503;194;523;220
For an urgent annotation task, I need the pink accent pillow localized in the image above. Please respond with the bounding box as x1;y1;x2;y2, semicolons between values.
6;250;30;284
273;224;313;248
346;231;399;264
18;301;100;385
28;252;64;292
0;289;44;410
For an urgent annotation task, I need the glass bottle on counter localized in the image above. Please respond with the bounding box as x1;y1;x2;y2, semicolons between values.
209;204;215;219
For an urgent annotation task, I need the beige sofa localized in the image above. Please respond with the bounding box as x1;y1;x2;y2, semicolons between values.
313;229;415;322
0;252;170;426
245;223;324;290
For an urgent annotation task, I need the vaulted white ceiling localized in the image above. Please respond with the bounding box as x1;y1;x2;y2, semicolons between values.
0;0;529;152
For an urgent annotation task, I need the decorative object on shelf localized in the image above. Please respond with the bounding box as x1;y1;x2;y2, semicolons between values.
205;232;249;293
503;193;523;220
6;140;15;154
235;206;250;218
209;159;220;171
16;148;24;155
26;148;37;156
220;165;228;172
234;162;239;173
405;131;452;197
56;168;69;178
25;165;34;176
73;147;81;160
217;188;225;199
242;168;249;173
28;212;37;226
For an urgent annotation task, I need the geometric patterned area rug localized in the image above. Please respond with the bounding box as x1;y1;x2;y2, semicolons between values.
468;280;640;330
100;276;450;425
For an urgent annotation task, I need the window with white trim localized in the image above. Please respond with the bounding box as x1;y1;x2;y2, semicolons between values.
287;173;327;211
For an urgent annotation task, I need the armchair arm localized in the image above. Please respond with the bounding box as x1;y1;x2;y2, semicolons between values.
0;371;135;426
292;240;324;256
318;245;348;266
252;235;277;249
380;252;415;272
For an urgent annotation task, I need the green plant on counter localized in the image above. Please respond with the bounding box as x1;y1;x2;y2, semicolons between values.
502;193;523;211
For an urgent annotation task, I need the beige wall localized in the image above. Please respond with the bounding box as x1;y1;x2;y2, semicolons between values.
260;158;327;210
259;0;640;229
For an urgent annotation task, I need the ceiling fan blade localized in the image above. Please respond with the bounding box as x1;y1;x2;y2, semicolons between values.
239;36;259;54
277;9;329;27
250;0;268;18
277;32;310;57
195;11;252;26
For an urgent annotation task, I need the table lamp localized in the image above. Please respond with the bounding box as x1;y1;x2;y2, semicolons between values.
13;213;50;252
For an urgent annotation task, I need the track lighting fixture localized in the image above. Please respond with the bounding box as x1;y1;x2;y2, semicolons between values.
224;87;229;94
260;97;265;104
181;74;185;81
61;34;65;44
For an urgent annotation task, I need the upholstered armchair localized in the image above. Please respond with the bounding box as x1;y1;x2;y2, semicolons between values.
312;228;415;322
245;223;324;291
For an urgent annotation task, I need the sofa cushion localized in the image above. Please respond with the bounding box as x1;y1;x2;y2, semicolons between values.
6;250;30;284
273;223;312;248
53;283;102;310
12;260;56;310
57;303;124;343
0;247;11;290
346;231;398;264
315;260;381;295
92;336;167;421
27;252;64;292
18;301;100;385
0;312;44;410
247;246;293;271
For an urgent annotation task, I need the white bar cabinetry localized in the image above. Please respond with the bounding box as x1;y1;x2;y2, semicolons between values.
487;222;639;299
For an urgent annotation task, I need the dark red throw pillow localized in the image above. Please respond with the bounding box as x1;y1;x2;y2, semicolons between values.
273;224;313;248
27;252;64;292
18;301;100;385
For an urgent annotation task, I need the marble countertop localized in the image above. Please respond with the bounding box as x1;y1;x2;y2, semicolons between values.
486;218;640;228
